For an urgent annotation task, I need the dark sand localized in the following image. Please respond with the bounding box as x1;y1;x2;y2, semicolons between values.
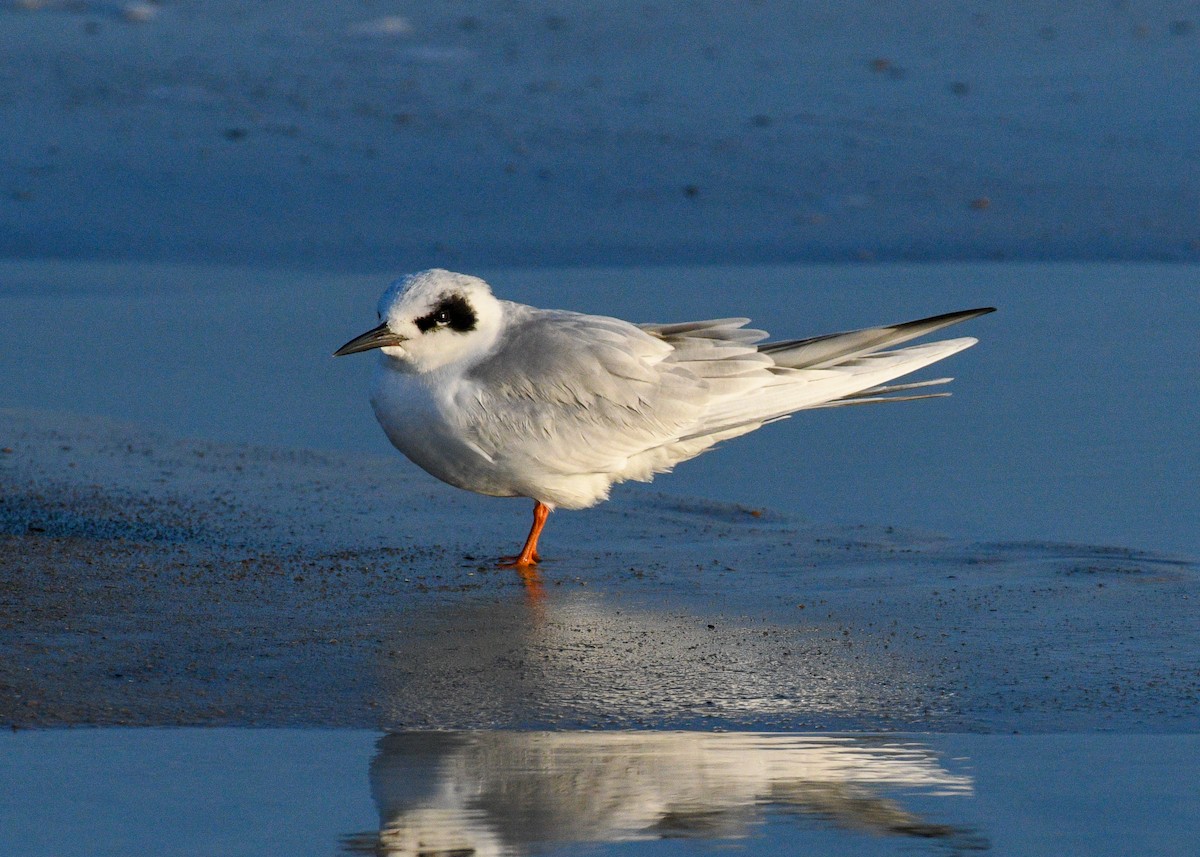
3;408;1196;732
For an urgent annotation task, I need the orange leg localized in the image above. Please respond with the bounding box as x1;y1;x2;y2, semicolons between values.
499;501;550;568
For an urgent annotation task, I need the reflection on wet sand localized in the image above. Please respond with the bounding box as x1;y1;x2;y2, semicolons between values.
343;732;986;855
378;593;938;730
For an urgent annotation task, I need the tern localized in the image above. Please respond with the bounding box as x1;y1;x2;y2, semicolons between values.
335;269;992;570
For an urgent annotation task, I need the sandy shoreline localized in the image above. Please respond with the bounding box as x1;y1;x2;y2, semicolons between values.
3;407;1196;731
5;2;1200;268
4;5;1198;852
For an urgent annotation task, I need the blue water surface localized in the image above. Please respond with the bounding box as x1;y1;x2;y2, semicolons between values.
3;729;1198;856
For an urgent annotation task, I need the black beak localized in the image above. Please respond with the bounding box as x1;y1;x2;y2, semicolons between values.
333;323;407;356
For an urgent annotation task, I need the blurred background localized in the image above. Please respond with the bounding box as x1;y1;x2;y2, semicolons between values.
3;0;1199;270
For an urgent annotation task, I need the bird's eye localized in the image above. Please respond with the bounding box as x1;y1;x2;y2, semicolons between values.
434;310;451;325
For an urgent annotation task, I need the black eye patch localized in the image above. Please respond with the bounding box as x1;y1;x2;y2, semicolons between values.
414;294;477;333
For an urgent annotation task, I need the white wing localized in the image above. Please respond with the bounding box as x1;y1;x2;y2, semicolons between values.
460;306;733;491
460;303;992;507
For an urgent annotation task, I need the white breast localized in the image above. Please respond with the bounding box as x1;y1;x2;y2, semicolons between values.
369;361;521;499
370;358;623;509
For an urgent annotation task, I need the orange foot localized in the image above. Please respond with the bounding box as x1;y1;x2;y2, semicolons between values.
498;500;550;570
498;552;542;568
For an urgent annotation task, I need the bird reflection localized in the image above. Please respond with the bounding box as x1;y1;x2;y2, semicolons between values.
342;732;987;855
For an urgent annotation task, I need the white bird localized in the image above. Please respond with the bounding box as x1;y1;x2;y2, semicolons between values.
335;269;992;571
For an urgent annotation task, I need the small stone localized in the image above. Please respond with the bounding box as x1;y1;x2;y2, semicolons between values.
121;3;159;24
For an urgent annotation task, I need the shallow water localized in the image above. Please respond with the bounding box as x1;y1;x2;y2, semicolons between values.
2;259;1198;852
3;5;1197;852
2;260;1196;557
2;729;1197;856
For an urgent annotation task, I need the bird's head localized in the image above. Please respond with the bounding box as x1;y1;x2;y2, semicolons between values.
334;269;503;372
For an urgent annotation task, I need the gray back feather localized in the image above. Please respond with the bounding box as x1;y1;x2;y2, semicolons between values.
761;307;994;369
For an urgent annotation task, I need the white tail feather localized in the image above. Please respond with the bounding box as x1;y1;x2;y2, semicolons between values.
672;337;979;448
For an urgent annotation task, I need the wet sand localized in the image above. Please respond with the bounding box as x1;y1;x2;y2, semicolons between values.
4;5;1199;851
5;2;1200;267
3;407;1196;731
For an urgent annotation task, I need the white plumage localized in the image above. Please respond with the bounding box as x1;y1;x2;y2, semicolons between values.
335;269;992;569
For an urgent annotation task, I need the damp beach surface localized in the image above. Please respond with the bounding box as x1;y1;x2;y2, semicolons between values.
2;259;1199;853
3;2;1200;853
1;395;1196;732
4;1;1200;269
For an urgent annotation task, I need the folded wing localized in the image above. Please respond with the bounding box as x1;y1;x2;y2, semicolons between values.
461;303;993;508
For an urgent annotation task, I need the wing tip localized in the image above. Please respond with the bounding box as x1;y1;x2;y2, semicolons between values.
964;306;997;318
902;306;995;328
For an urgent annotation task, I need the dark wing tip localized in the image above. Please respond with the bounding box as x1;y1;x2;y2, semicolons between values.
907;306;996;327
